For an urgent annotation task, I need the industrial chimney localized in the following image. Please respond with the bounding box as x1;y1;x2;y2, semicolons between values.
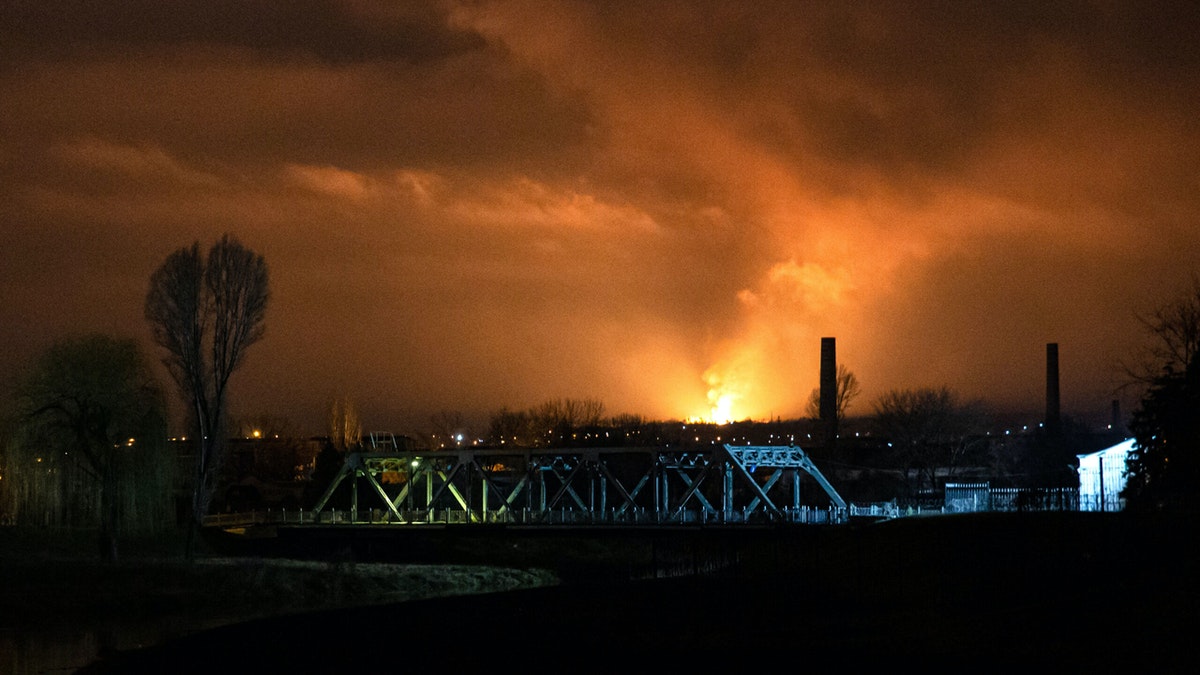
1046;342;1061;434
820;337;837;448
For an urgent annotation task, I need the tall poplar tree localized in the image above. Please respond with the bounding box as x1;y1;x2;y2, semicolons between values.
145;234;268;555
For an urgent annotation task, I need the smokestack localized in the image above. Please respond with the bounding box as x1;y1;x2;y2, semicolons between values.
1046;342;1061;434
1111;399;1123;434
820;337;837;447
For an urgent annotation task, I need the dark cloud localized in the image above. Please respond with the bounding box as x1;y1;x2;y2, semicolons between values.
0;0;485;66
0;51;594;177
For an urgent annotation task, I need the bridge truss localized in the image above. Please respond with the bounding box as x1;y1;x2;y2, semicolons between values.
311;444;848;525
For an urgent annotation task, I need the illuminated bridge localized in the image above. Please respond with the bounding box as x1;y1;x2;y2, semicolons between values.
301;442;850;526
199;443;898;575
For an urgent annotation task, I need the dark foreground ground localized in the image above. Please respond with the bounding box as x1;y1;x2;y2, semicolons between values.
24;512;1200;673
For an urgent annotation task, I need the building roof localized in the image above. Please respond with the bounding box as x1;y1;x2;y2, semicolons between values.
1077;437;1134;462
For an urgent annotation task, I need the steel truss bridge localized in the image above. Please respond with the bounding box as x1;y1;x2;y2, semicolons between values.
307;443;850;526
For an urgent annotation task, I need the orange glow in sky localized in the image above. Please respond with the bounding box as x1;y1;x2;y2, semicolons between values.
2;2;1198;436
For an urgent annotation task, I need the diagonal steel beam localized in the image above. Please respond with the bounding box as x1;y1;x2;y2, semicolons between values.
357;466;405;522
669;466;717;517
724;454;783;517
311;455;357;514
596;462;643;510
745;468;785;514
545;464;589;510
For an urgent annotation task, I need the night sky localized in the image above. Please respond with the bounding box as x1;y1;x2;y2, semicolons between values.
3;1;1198;436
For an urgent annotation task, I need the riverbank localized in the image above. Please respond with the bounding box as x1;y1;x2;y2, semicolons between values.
0;528;559;673
5;511;1199;673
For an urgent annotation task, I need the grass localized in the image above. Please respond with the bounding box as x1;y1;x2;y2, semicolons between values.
0;526;560;638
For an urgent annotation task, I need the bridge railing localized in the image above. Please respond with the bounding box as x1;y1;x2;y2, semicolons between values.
202;488;1084;530
847;502;900;519
203;504;846;528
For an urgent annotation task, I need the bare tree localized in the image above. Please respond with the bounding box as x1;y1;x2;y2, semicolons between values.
486;398;606;447
609;412;645;430
871;386;982;493
530;398;606;445
805;364;862;423
145;234;268;553
13;334;167;561
1123;278;1200;511
428;409;468;447
571;398;607;428
488;407;533;446
1123;276;1200;386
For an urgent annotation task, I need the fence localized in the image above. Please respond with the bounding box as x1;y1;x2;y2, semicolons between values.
989;487;1079;512
906;485;1082;515
202;487;1085;529
203;504;845;528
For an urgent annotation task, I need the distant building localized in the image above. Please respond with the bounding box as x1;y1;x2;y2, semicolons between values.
1076;438;1133;512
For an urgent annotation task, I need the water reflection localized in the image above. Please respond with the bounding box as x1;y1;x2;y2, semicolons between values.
2;631;102;674
1;615;231;674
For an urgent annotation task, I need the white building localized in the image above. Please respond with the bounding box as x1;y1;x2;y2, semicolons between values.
1076;438;1134;512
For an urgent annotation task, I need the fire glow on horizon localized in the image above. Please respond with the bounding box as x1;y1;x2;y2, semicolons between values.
1;2;1197;435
